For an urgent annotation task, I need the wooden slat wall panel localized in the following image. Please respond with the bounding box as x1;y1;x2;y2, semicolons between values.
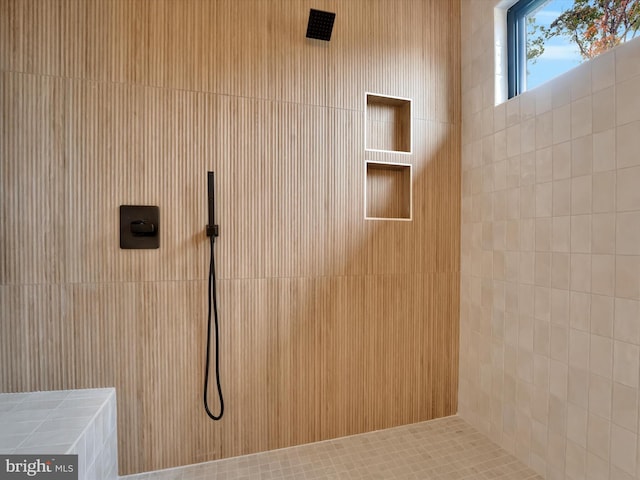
0;285;75;392
327;108;368;277
0;0;461;475
316;275;367;439
1;73;66;285
67;283;144;471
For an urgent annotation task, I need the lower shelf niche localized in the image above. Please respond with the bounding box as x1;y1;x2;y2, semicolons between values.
365;161;412;221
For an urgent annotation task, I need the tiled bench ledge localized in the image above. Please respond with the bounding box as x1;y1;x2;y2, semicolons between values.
0;388;118;479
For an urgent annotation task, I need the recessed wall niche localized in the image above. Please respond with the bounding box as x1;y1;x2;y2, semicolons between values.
365;161;412;221
365;93;412;153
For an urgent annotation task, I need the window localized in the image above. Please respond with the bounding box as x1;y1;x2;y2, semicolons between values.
507;0;640;98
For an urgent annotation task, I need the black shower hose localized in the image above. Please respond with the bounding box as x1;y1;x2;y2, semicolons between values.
204;234;224;420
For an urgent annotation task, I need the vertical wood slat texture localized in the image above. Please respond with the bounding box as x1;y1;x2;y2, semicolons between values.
0;0;461;475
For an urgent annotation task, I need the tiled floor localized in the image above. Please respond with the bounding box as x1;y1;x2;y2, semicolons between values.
122;416;543;480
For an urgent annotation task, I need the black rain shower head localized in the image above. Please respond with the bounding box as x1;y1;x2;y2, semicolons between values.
306;8;336;41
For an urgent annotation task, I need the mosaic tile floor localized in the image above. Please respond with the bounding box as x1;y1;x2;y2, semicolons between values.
122;416;543;480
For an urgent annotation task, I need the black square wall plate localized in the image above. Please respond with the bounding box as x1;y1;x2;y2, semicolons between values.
306;9;336;41
120;205;160;249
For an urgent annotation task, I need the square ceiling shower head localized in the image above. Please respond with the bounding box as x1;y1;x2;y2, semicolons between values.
306;8;336;41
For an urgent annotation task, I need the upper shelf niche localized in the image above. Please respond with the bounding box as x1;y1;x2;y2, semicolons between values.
365;93;412;154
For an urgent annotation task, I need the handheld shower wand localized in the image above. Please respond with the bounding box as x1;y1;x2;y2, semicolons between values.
206;172;219;240
204;171;223;420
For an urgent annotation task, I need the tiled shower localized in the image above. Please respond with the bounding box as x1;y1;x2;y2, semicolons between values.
1;0;460;476
1;0;640;479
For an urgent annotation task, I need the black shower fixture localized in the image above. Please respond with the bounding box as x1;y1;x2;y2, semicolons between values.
204;171;223;422
119;205;159;249
306;8;336;41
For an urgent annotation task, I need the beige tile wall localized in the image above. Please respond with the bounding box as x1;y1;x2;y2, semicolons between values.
459;1;640;479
